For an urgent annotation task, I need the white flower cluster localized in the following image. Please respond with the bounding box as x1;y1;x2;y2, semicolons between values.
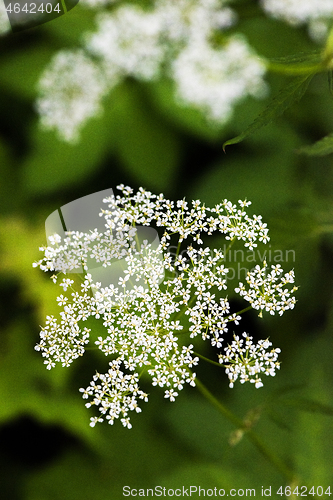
218;333;281;389
172;35;267;123
80;0;117;7
87;7;165;81
34;305;90;369
235;262;297;316
33;220;137;275
80;360;149;429
33;185;297;427
36;0;267;141
261;0;333;41
261;0;333;25
35;49;110;142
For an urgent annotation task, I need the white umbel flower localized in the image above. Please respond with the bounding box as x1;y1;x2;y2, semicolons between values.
218;333;281;388
235;261;298;316
80;360;148;428
36;49;110;142
33;186;297;426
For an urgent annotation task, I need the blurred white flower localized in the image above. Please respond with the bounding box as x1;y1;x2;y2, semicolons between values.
80;0;118;8
261;0;333;26
172;36;267;123
35;49;110;142
35;0;267;141
86;6;165;80
154;0;236;45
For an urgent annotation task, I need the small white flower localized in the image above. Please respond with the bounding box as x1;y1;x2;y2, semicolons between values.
56;295;68;306
48;234;62;245
164;389;179;402
59;278;74;292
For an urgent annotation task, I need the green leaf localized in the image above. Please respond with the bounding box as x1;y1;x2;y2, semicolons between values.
0;45;56;100
223;73;314;150
281;398;333;416
266;50;324;76
111;82;180;191
0;139;16;215
25;450;118;500
191;122;299;215
239;16;317;60
43;4;97;46
158;463;258;492
267;412;293;433
287;334;333;485
20;90;118;194
146;79;224;142
329;69;333;97
80;315;108;346
297;133;333;156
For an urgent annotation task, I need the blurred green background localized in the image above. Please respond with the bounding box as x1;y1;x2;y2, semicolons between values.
0;2;333;499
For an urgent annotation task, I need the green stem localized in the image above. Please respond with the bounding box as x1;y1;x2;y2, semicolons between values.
59;0;67;12
266;62;324;75
323;23;333;65
229;305;252;318
175;238;182;261
195;377;295;482
223;238;236;259
316;223;333;234
173;293;197;322
194;352;222;368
